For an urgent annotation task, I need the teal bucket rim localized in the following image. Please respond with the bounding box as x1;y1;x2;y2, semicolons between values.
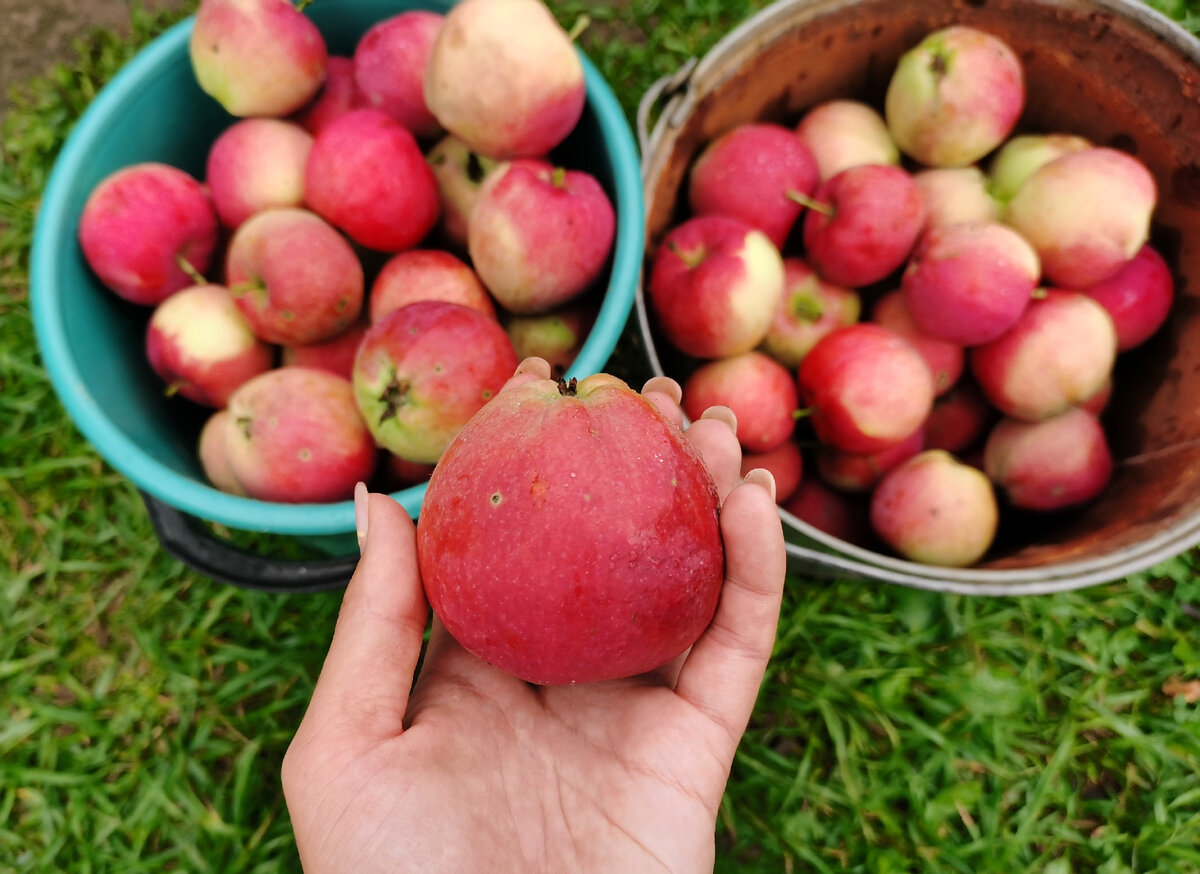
31;14;645;537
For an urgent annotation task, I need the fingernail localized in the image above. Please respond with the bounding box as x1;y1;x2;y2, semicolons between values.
700;405;738;436
354;481;369;554
743;467;777;503
516;357;552;378
641;375;682;405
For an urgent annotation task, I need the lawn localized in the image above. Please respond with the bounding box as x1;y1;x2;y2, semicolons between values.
2;1;1200;872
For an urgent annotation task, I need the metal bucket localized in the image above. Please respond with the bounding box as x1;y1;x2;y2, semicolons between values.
636;0;1200;595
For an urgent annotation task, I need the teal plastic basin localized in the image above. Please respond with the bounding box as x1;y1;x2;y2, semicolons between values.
31;1;644;541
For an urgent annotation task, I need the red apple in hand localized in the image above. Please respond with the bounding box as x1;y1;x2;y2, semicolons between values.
353;11;444;140
648;215;784;360
416;372;723;685
801;164;926;288
468;159;615;314
687;122;819;249
305;108;441;253
79;162;218;306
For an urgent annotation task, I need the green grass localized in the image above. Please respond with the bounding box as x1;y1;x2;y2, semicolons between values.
2;1;1200;872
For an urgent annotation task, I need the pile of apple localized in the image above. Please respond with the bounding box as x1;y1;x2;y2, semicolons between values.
648;24;1174;568
75;0;616;504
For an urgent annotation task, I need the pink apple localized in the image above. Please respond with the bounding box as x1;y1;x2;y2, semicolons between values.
871;289;964;396
987;133;1092;203
760;257;860;370
305;108;441;252
912;166;1001;232
884;25;1024;167
783;476;870;545
687;122;819;249
984;407;1113;511
280;317;370;381
648;215;784;360
146;284;275;408
292;55;361;136
801;164;926;288
225;207;364;346
378;453;437;491
468;159;615;314
901;221;1040;346
816;428;924;493
1005;146;1157;288
797;323;934;454
1079;378;1113;417
189;0;327;118
503;295;598;377
740;441;804;505
198;409;246;496
205;118;313;229
353;11;444;140
416;372;723;685
224;367;377;504
794;99;899;182
871;449;999;567
923;381;995;454
681;351;799;453
423;0;585;159
1079;244;1174;351
353;301;518;463
78;162;218;306
369;249;495;324
971;289;1117;421
426;134;499;250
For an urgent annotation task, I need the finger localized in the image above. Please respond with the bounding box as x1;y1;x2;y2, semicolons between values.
498;357;553;395
684;406;743;502
302;487;429;742
674;470;786;748
642;375;684;430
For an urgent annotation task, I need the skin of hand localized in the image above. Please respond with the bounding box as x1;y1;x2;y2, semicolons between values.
282;357;788;874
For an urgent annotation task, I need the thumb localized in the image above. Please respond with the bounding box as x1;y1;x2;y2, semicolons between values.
301;484;429;743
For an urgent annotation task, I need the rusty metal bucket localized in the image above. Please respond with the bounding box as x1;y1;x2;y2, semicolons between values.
636;0;1200;595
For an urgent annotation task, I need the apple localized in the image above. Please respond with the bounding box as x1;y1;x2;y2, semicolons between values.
796;323;934;454
426;135;499;250
815;428;924;493
305;108;441;252
225;207;364;346
871;289;964;396
145;284;275;408
794;98;899;182
647;215;784;360
901;221;1040;346
353;301;518;464
984;407;1113;511
78;162;218;306
369;249;496;324
424;0;585;159
801;163;926;288
280;317;370;380
205;117;313;229
687;122;819;249
353;11;444;140
740;441;804;505
988;133;1092;203
923;381;995;454
293;55;360;136
782;476;870;544
198;409;246;496
971;289;1117;421
379;453;437;491
1005;146;1157;288
884;25;1024;167
503;296;598;377
870;449;999;567
415;372;723;685
912;166;1001;232
1079;378;1113;417
189;0;327;118
681;351;799;453
1079;243;1174;351
468;159;615;314
760;257;860;370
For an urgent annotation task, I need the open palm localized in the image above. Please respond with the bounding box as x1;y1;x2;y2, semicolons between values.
282;367;787;874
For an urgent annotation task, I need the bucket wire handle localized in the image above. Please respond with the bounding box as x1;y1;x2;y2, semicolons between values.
140;492;358;594
636;57;698;155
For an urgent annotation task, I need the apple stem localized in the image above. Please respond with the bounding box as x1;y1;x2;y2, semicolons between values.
557;376;579;396
786;189;833;217
790;294;824;323
551;166;568;188
667;240;706;270
1031;286;1049;300
295;0;314;11
792;407;815;421
163;381;185;399
175;254;207;287
566;13;591;43
228;279;262;299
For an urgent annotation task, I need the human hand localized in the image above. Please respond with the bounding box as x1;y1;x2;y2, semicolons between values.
282;358;787;874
